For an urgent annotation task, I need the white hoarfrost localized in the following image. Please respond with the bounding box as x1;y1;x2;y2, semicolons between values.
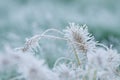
0;23;120;80
0;51;60;80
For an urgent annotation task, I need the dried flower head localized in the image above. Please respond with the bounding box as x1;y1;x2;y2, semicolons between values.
64;23;96;66
64;23;96;54
15;35;41;52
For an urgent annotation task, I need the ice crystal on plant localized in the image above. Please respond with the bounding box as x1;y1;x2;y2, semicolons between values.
1;23;120;80
63;23;96;68
64;23;96;54
22;35;40;52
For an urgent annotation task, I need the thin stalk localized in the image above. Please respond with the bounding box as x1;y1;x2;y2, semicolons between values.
54;57;72;68
41;29;64;36
41;35;67;40
71;41;81;66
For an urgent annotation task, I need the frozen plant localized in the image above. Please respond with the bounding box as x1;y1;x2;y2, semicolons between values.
0;23;120;80
64;23;96;68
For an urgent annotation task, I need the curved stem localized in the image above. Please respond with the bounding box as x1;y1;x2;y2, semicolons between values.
53;57;72;68
41;29;64;36
73;45;81;66
40;35;67;40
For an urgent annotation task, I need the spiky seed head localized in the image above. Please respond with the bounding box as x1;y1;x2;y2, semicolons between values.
64;23;96;54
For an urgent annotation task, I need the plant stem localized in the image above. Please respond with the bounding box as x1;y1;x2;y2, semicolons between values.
72;44;81;66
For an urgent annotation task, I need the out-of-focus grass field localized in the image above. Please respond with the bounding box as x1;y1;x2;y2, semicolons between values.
0;0;120;66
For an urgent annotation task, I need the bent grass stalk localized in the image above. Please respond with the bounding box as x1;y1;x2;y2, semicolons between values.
18;28;81;66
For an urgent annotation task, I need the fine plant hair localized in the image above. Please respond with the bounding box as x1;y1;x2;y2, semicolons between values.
1;23;120;80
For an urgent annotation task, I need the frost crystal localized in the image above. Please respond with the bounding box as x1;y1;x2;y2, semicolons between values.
64;23;96;54
1;23;120;80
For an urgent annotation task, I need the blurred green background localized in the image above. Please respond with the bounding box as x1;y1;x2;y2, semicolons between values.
0;0;120;67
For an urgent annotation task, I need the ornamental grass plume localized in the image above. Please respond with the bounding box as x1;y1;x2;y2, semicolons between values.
64;23;96;54
63;23;96;67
